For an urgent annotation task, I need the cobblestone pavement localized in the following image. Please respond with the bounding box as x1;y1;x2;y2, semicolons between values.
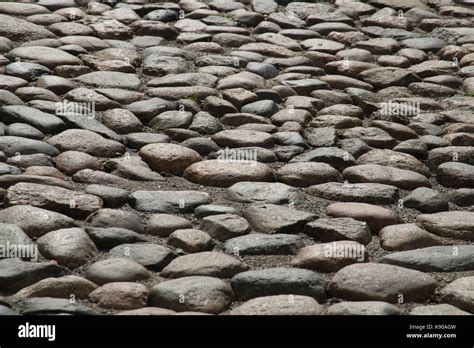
0;0;473;316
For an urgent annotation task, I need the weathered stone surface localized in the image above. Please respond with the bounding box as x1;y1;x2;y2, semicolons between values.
130;191;211;214
416;211;474;241
230;295;324;315
329;263;437;303
304;218;372;245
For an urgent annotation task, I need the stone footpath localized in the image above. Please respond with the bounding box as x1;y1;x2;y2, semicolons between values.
0;0;473;316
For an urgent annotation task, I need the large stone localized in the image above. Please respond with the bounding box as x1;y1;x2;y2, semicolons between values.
440;277;474;313
200;214;250;242
4;183;103;218
329;263;437;303
109;243;175;271
1;105;65;134
37;228;98;268
89;282;148;310
327;301;401;315
326;202;400;232
244;204;316;234
343;164;430;190
437;162;474;188
231;267;326;301
416;211;474;241
230;295;324;315
48;130;125;157
226;182;300;204
8;46;82;69
73;71;141;90
130;191;211;214
183;160;273;188
223;233;303;256
139;143;202;175
304;218;372;245
0;205;77;238
149;276;234;314
86;258;150;285
0;14;55;41
0;258;64;292
0;136;59;157
160;252;249;278
277;162;341;187
379;223;443;251
308;182;399;205
378;245;474;272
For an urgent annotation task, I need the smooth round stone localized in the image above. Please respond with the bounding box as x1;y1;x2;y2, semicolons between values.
379;224;443;251
109;243;175;271
89;282;149;310
167;229;214;253
326;202;400;232
86;258;150;285
8;46;82;69
231;267;326;301
86;209;144;234
276;162;341;187
146;214;192;237
436;162;474;188
329;263;437;303
5;123;44;140
160;251;249;278
139;143;202;175
55;151;103;176
230;295;324;315
212;129;274;149
183;160;273;188
402;187;449;213
5;62;51;81
223;233;303;256
449;188;474;207
181;137;219;156
86;227;147;249
149;276;234;314
13;275;97;300
101;109;143;134
37;228;98;268
327;301;401;315
292;241;367;273
416;211;474;241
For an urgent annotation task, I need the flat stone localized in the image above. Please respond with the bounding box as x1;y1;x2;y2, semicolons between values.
231;267;326;301
304;218;372;245
292;241;367;273
89;282;148;310
380;223;443;251
47;129;125;157
138;143;202;176
230;295;323;315
343;164;431;190
212;130;274;149
55;151;103;176
440;277;474;312
410;304;471;316
200;214;250;242
0;258;64;292
0;205;77;238
327;301;401;315
244;204;316;234
8;46;81;69
277;162;341;188
109;243;175;271
85;185;129;208
86;227;147;249
0;136;59;157
161;251;249;278
13;275;97;300
18;297;96;315
149;276;234;314
86;258;150;285
184;160;273;188
86;209;144;234
37;228;98;268
378;245;474;272
223;233;303;256
146;214;192;237
326;202;400;232
416;211;474;241
437;162;474;188
308;182;399;205
0;14;56;41
329;263;437;303
130;191;211;214
226;182;300;204
167;229;214;253
402;187;449;213
5;182;102;218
